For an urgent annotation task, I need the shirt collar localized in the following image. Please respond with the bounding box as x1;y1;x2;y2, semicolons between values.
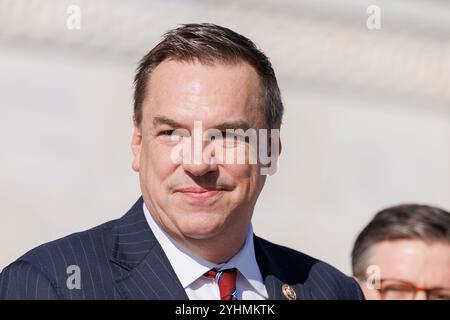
142;202;266;296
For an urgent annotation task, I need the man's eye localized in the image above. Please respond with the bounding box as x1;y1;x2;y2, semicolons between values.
222;131;241;139
221;131;230;138
159;129;190;139
160;130;175;136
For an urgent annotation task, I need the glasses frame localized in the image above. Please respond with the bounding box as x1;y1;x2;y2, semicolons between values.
376;278;450;300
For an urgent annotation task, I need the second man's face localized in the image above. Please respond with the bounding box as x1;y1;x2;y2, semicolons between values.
132;59;269;246
359;239;450;300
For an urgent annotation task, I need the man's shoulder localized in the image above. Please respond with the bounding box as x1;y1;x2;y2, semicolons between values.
2;217;118;279
255;236;364;299
0;217;121;299
0;198;148;299
18;218;117;267
6;198;146;274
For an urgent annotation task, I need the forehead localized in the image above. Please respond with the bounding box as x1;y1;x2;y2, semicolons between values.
368;239;450;285
142;59;263;128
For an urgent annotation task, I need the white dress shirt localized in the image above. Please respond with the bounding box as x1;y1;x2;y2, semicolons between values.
143;203;268;300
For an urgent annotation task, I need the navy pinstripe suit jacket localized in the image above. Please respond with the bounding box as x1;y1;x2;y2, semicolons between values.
0;197;364;300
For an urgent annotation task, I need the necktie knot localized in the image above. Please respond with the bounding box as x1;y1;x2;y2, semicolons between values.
204;268;238;300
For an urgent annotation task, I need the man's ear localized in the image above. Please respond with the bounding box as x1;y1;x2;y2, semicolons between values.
131;119;142;172
268;122;282;157
276;137;282;157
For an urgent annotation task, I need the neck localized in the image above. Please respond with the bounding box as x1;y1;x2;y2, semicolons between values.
142;199;251;264
180;227;249;264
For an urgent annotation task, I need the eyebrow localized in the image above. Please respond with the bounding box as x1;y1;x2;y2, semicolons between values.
152;116;251;131
215;121;251;131
152;116;185;129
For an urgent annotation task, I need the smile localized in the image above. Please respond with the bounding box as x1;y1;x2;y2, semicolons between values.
175;187;225;202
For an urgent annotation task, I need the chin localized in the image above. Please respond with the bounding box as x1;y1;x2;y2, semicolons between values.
178;214;225;239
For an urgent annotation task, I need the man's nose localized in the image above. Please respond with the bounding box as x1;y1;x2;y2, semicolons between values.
182;160;218;176
182;136;221;177
181;139;218;176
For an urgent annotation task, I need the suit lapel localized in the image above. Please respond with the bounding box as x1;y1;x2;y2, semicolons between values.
110;198;312;300
253;235;312;300
110;197;188;300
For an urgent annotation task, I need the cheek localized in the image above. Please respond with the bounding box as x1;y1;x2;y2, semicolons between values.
224;164;252;184
225;164;263;196
141;143;177;187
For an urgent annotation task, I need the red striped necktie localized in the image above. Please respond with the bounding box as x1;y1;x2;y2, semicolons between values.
204;268;238;300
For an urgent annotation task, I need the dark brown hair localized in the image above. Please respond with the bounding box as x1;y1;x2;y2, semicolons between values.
351;204;450;278
133;23;283;128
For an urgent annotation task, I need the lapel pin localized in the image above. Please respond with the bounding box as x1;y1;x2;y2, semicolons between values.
282;284;297;300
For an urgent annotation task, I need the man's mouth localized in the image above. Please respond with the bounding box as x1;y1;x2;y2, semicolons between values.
175;187;225;201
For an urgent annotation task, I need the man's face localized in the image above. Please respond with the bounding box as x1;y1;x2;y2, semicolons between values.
359;239;450;300
131;59;270;246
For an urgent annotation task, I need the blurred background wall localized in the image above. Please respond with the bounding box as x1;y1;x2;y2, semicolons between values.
1;0;449;274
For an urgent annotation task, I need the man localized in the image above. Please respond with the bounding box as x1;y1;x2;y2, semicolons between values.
0;23;363;300
352;204;450;300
